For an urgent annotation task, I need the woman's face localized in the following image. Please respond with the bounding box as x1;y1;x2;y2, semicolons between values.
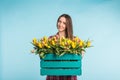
57;17;66;32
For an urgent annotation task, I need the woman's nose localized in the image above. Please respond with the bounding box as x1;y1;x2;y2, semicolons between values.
60;23;63;26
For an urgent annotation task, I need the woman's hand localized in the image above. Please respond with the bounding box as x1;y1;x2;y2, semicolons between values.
81;51;85;58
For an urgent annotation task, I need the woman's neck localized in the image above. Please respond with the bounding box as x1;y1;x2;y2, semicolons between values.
58;31;66;38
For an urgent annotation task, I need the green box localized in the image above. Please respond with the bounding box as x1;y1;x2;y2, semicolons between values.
40;53;82;76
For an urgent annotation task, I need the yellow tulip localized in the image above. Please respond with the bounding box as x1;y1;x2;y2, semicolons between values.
74;37;79;41
51;40;55;45
61;42;65;46
33;38;37;44
43;36;48;43
38;43;42;48
61;36;65;40
87;41;91;47
67;39;72;45
79;40;83;47
47;46;50;48
71;42;76;48
44;43;50;48
53;36;57;42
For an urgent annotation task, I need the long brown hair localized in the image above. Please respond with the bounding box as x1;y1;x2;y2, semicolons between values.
57;14;73;40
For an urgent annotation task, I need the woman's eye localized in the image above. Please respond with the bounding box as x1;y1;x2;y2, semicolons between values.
63;22;66;25
58;20;66;25
58;20;61;23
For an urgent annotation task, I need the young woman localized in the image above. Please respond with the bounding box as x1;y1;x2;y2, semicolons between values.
46;14;84;80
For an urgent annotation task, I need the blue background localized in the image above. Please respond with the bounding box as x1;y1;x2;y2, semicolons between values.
1;0;120;80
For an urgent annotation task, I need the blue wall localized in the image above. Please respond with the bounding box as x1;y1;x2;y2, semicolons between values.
1;0;120;80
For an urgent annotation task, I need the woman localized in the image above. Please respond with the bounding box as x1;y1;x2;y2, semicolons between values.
46;14;84;80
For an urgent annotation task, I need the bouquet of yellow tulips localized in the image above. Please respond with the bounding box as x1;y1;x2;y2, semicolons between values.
31;36;92;58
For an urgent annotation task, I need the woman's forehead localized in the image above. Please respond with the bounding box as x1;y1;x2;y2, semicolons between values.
59;17;66;22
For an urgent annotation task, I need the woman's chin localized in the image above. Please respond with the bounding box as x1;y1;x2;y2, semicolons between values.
58;29;65;32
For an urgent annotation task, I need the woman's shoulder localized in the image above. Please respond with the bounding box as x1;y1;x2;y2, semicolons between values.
49;35;54;38
48;33;59;38
48;33;59;39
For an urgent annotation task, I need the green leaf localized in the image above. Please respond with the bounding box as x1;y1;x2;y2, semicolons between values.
39;52;45;59
59;52;65;57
